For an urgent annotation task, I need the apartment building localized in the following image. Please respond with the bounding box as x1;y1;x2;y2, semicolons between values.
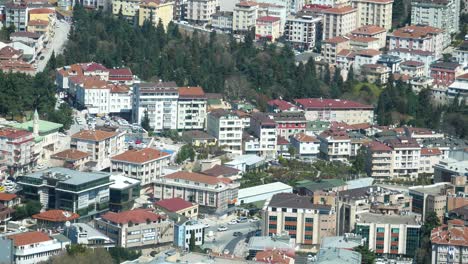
352;0;393;30
322;6;357;40
262;193;336;251
112;0;141;22
399;60;426;78
95;209;174;248
247;112;277;158
154;171;240;214
138;0;174;28
212;11;233;31
419;148;443;175
454;40;468;67
255;16;282;42
388;25;446;59
155;197;199;218
337;186;413;235
294;98;374;124
71;129;126;171
388;48;436;76
385;137;421;179
431;220;468;264
2;231;70;264
133;81;179;131
447;73;468;104
109;174;141;212
272;111;307;139
5;3;28;32
365;141;394;180
409;183;454;222
17;168;112;219
290;133;320;159
355;212;422;257
430;62;464;87
186;0;218;24
233;1;258;32
260;0;304;14
350;25;387;49
207;109;244;155
174;219;206;249
318;129;351;162
177;86;207;130
111;148;170;187
321;36;350;64
67;223;115;249
353;49;381;73
285;15;322;51
411;0;460;35
0;128;35;176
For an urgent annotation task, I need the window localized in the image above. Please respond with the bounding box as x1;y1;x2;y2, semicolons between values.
285;217;297;222
305;226;313;231
284;225;296;231
377;236;385;241
305;218;314;223
304;235;313;240
269;224;277;229
391;228;399;233
272;207;277;212
391;237;399;242
391;246;398;250
282;208;287;212
377;227;385;233
376;245;384;250
269;216;277;221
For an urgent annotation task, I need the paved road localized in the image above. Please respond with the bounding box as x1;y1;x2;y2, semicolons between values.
36;20;71;73
202;220;258;255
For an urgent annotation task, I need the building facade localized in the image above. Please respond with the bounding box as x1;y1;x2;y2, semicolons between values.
322;6;357;40
207;109;244;155
352;0;393;30
411;0;460;35
285;15;321;51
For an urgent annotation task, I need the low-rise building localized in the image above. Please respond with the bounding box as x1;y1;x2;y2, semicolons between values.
32;209;80;229
154;171;240;214
211;11;233;31
447;73;468;104
272;112;307;139
111;148;170;187
255;16;281;42
318;129;352;162
430;62;464;88
185;0;218;24
263;193;336;251
95;209;174;248
290;132;320;159
388;25;446;59
247;112;277;158
431;220;468;264
109;174;140;212
0;193;21;208
353;49;381;74
454;40;468;68
321;36;350;64
247;234;296;260
201;164;241;180
295;179;347;196
17;168;112;219
419;147;443;175
294;98;374;124
3;231;70;264
409;183;455;222
50;149;91;171
182;130;216;146
173;218;206;250
360;64;390;84
355;212;422;257
316;247;362;264
155;197;199;218
71;129;126;171
67;223;115;249
399;60;426;78
224;154;266;172
350;25;386;49
236;182;293;206
0;128;35;176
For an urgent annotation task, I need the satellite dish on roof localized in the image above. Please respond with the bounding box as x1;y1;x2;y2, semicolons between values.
65;221;71;228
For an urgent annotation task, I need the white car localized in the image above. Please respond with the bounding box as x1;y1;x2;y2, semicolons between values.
228;220;237;225
203;223;210;228
217;226;228;232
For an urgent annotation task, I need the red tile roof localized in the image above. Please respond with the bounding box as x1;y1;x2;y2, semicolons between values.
0;193;17;201
277;136;290;145
400;60;425;67
111;148;170;164
108;83;130;93
322;5;356;14
421;148;442;156
108;68;133;81
32;210;80;222
28;19;48;26
101;209;164;224
367;141;392;152
165;171;232;185
201;164;240;177
355;49;381;57
72;130;117;141
28;8;55;14
0;128;32;139
82;62;108;72
155;198;195;212
319;129;350;140
431;224;468;247
324;36;349;44
267;99;296;111
52;149;90;161
348;35;379;43
351;25;386;35
294;98;373;109
8;231;52;246
255;250;294;264
237;1;258;7
293;132;318;143
178;86;205;98
257;16;281;22
392;25;443;39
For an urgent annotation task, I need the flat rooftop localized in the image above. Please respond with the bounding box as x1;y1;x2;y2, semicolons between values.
22;167;110;186
357;212;422;225
110;174;140;190
409;183;453;196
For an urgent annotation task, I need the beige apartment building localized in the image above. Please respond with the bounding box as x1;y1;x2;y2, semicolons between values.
186;0;218;24
351;25;387;49
352;0;393;30
138;0;174;28
263;193;336;252
233;1;258;32
322;5;357;40
256;16;282;41
95;209;174;248
409;183;455;222
321;36;350;64
112;0;141;21
71;129;126;171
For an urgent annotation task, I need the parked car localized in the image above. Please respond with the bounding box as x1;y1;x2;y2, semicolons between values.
217;226;228;232
228;220;237;225
237;217;248;223
233;232;243;237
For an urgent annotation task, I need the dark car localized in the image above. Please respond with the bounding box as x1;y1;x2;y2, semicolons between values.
233;232;243;237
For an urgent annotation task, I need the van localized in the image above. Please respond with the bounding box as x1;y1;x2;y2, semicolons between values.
237;217;248;223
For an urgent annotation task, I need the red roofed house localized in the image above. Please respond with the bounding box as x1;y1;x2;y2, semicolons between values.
388;25;446;59
0;193;21;208
267;99;301;113
0;128;36;176
254;249;295;264
50;148;91;171
322;36;350;64
154;171;240;214
430;62;464;87
111;148;170;189
255;16;281;42
95;209;173;248
294;98;374;125
6;231;70;264
154;197;199;218
33;209;79;228
108;68;133;84
431;220;468;264
351;25;387;49
290;132;320;159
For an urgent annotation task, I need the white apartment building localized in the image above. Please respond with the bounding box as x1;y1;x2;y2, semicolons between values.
233;1;258;32
0;128;35;176
454;40;468;67
133;82;179;131
290;133;320;159
365;141;394;180
71;129;126;171
255;16;282;42
154;171;240;214
111;148;171;187
419;148;443;175
388;48;437;76
355;212;422;257
212;11;233;31
322;6;358;40
294;98;374;124
285;15;322;51
352;0;393;30
353;49;382;73
388;25;446;59
248;112;277;158
4;231;70;264
447;73;468;104
258;3;288;34
386;137;421;179
411;0;460;35
318;129;352;162
186;0;218;23
207;109;244;156
177;87;207;130
260;0;304;14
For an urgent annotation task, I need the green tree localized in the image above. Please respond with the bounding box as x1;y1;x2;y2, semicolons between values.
176;144;196;164
108;247;142;263
13;200;42;220
353;245;376;264
288;145;297;158
189;230;196;251
140;110;151;132
47;103;74;131
352;148;367;176
414;212;441;264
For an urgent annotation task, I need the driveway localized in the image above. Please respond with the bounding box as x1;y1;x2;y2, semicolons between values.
36;20;70;73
